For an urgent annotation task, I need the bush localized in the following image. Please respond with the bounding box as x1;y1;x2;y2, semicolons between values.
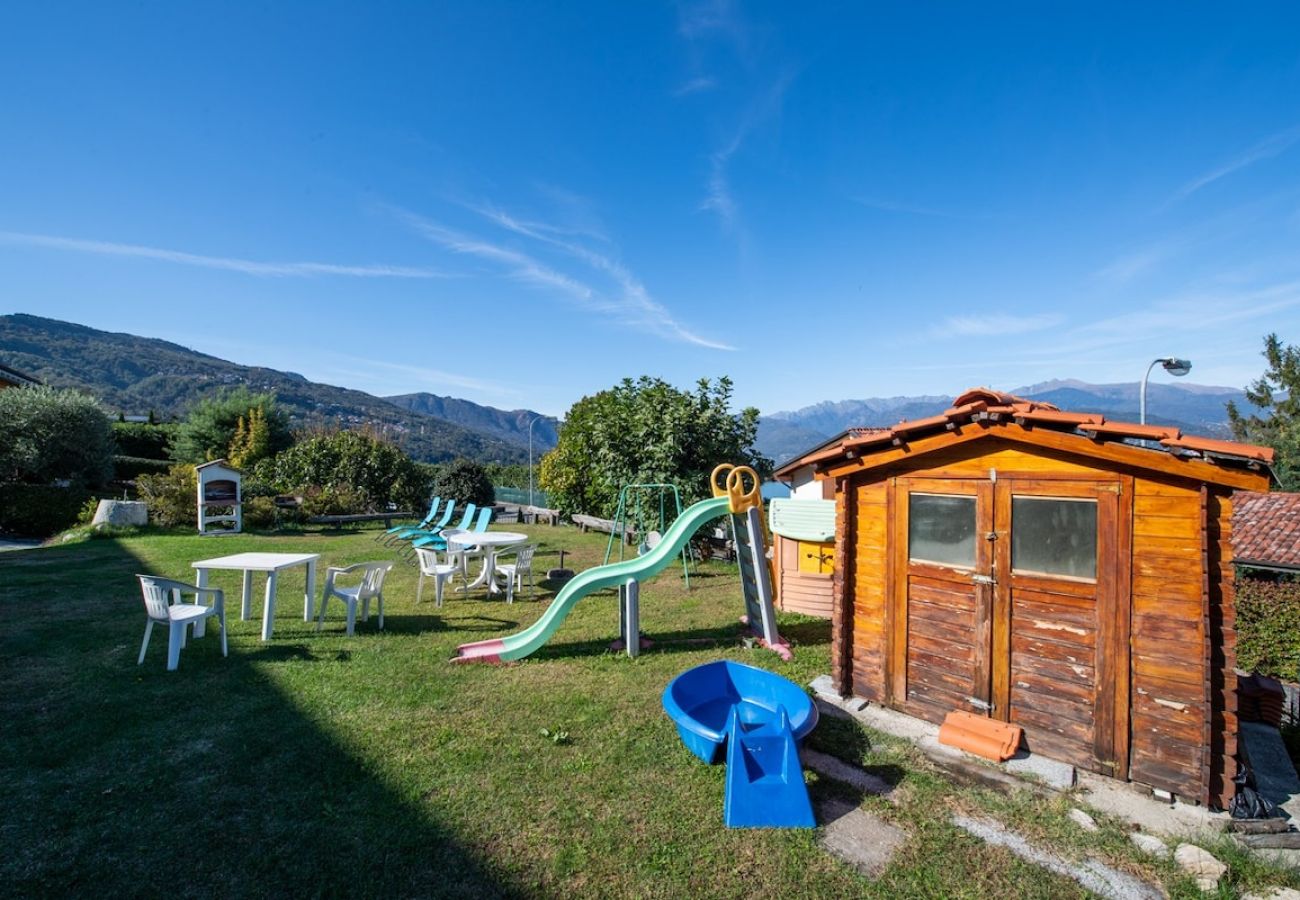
111;422;177;460
0;484;90;537
0;385;113;488
136;465;197;528
171;387;292;465
262;430;432;512
433;458;495;508
243;495;279;530
1237;577;1300;679
299;484;371;517
113;455;173;482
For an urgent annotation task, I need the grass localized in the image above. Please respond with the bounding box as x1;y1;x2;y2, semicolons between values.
4;522;1300;897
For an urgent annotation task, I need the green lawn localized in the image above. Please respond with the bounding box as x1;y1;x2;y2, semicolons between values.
3;523;1296;897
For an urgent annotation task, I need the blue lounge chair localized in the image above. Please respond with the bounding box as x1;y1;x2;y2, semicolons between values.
377;496;441;544
414;504;489;553
386;499;456;546
405;504;476;559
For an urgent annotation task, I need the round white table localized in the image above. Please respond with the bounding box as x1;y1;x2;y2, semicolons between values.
444;530;528;596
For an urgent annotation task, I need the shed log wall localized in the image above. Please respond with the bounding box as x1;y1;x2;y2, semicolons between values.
849;479;889;701
1127;477;1208;800
1207;490;1237;808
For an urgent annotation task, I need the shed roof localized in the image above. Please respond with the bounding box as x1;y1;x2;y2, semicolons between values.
1233;492;1300;571
0;362;40;387
778;386;1275;491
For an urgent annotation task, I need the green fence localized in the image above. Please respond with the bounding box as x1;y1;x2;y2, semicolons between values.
494;486;551;508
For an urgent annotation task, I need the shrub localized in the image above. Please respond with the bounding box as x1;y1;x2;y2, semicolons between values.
243;495;279;530
136;465;197;528
0;484;90;537
113;455;173;482
171;387;292;465
299;483;371;518
262;430;432;512
1237;577;1300;679
0;385;113;488
111;422;177;460
433;458;495;508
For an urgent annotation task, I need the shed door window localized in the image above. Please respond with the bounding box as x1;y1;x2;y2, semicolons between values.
908;493;976;568
1011;496;1097;580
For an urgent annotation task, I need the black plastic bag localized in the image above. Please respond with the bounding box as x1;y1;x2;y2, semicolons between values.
1230;764;1280;819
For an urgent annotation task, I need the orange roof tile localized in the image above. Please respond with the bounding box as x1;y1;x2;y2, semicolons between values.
781;385;1276;484
1234;492;1300;569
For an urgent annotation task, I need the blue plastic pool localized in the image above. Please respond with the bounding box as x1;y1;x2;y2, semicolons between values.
661;660;819;764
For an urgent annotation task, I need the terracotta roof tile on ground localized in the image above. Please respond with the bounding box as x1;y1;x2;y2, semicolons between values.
1233;492;1300;570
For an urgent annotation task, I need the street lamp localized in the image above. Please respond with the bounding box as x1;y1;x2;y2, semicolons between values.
1140;357;1192;425
527;416;539;507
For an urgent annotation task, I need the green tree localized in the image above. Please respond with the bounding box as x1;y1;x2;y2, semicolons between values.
171;387;292;464
433;458;496;508
262;430;432;512
1228;333;1300;490
538;376;769;517
0;385;113;487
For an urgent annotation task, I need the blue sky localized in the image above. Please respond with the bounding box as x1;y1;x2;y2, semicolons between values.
2;2;1299;416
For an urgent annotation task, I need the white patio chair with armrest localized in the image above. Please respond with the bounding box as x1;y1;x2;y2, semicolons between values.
497;543;539;604
315;561;394;636
137;575;228;671
414;547;461;608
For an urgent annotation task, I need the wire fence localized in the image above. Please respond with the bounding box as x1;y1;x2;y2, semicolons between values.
494;486;551;508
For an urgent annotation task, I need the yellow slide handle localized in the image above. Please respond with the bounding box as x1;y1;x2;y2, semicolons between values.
710;463;762;514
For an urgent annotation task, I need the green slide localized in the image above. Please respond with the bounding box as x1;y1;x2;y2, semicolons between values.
453;496;731;663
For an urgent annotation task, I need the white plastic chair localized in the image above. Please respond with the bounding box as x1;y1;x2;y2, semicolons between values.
137;575;228;671
414;547;461;608
315;561;394;636
497;543;539;603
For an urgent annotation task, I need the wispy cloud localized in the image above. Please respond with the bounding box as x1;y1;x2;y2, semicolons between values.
1094;238;1189;284
699;73;793;231
397;204;734;351
674;76;718;97
0;230;441;278
1168;123;1300;205
853;197;992;221
931;313;1064;339
333;354;521;398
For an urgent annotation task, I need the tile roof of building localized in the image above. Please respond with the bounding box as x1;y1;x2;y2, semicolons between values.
1233;491;1300;571
0;362;40;386
774;386;1275;479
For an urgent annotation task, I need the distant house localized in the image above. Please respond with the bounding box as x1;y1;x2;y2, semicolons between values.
1233;491;1300;574
0;362;40;389
778;386;1275;808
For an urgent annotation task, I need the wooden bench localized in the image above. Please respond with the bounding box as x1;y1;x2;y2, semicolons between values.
571;514;636;545
307;512;414;529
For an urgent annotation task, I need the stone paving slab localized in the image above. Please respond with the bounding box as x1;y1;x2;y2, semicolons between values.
817;799;906;877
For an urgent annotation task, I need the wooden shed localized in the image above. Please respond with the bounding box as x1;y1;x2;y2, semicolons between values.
790;387;1275;807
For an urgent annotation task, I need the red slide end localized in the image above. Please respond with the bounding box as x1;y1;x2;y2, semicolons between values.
452;638;506;664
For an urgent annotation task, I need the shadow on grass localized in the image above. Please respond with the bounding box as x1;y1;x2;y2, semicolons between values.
0;538;526;898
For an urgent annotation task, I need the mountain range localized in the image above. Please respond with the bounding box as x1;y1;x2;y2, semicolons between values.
757;378;1256;465
0;314;557;464
2;313;1258;471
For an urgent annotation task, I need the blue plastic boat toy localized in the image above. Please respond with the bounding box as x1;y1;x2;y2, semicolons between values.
662;660;818;828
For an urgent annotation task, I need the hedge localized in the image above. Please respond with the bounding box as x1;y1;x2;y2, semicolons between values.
113;455;174;482
0;484;90;538
1236;577;1300;679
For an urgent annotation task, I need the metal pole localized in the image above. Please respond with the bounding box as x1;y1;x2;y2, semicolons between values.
527;416;538;507
1139;359;1159;425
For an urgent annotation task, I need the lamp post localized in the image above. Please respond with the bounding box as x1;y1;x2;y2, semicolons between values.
1139;357;1192;425
527;416;539;507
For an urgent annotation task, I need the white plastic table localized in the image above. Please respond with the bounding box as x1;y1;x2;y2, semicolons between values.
192;552;320;641
445;530;527;596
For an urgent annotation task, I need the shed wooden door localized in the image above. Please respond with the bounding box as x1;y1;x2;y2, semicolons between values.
889;479;995;721
890;476;1125;776
993;479;1123;776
